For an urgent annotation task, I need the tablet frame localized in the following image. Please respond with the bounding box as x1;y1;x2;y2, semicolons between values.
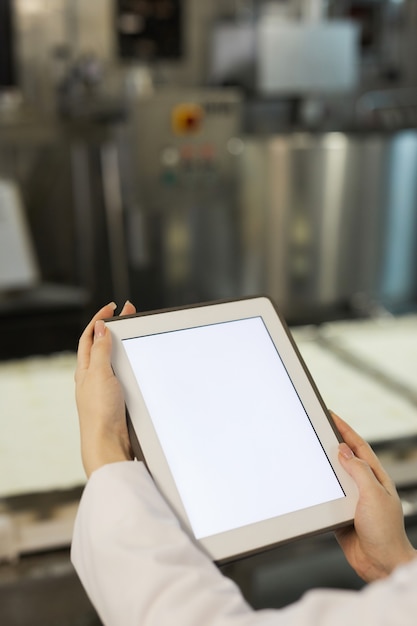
105;296;358;563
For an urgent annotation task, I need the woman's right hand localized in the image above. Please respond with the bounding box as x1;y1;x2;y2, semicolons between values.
333;412;416;582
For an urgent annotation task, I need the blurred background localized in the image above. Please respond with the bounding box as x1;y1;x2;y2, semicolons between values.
1;1;417;624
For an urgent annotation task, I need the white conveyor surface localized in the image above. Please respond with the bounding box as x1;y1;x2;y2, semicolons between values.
1;317;417;499
320;314;417;394
292;326;417;444
0;352;84;498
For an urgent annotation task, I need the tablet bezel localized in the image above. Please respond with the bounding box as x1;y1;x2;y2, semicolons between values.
105;296;358;563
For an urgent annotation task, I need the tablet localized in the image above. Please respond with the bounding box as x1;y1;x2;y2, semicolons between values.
105;296;358;563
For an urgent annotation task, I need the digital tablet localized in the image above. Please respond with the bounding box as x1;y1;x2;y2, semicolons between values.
105;296;358;563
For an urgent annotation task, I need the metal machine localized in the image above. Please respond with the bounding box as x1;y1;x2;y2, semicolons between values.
237;129;417;322
4;0;417;317
125;87;243;308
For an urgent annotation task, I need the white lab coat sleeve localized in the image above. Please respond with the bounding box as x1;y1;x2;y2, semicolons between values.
71;461;417;626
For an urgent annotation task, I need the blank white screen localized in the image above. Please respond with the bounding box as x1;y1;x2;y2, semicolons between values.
123;317;344;539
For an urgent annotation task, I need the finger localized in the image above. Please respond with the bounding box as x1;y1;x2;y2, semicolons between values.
76;303;117;374
331;412;375;463
120;300;136;316
338;443;387;495
333;412;393;490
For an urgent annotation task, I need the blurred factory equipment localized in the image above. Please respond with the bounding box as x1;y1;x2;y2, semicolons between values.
0;179;39;292
116;0;183;61
257;9;359;96
0;0;14;90
238;129;417;323
5;0;417;114
356;87;417;130
125;87;243;308
209;0;417;131
1;0;416;319
115;0;416;314
0;176;88;360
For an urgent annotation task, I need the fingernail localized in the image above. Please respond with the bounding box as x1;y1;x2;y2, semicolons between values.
339;443;354;460
94;320;106;338
109;302;117;310
124;299;131;307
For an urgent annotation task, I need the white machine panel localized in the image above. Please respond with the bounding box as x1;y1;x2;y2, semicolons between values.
257;18;359;94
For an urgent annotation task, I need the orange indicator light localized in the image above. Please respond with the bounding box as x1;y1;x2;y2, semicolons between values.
171;103;205;135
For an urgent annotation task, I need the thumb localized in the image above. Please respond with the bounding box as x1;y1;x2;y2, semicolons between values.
89;320;113;371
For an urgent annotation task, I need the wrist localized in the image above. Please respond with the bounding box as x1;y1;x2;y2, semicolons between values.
83;432;133;478
377;544;417;580
392;546;417;572
84;451;132;479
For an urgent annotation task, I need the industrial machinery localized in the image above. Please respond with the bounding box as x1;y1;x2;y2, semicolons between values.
237;129;417;322
125;87;243;308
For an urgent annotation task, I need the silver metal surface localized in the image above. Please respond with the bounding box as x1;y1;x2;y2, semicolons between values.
238;130;417;316
101;141;131;304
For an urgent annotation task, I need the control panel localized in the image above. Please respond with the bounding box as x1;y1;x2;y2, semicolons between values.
127;88;243;307
131;89;242;195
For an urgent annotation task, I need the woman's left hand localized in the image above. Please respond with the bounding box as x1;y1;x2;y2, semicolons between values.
75;301;136;478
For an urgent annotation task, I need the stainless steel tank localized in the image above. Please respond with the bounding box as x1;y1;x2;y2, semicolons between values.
238;130;417;320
